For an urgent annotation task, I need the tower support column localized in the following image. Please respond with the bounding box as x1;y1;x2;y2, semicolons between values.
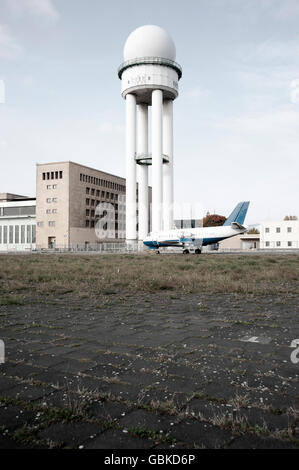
125;93;137;241
152;89;163;233
138;104;149;240
163;99;174;231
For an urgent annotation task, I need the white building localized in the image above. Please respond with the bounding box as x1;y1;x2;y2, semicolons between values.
0;194;36;252
260;220;299;249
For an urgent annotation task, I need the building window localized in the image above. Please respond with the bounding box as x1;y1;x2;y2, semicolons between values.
86;209;90;217
3;226;7;244
59;171;63;179
52;209;57;214
276;227;280;233
32;226;36;244
9;226;13;244
287;227;292;233
0;226;2;244
46;198;51;203
265;227;269;233
55;171;58;179
91;188;95;196
86;220;90;227
47;185;51;189
19;206;36;216
80;174;83;181
96;190;100;197
27;225;31;243
265;241;270;247
46;209;51;214
91;199;95;206
42;173;46;180
288;241;292;247
21;226;25;243
91;220;95;228
52;198;57;203
37;222;44;227
86;187;90;195
52;184;57;189
91;210;95;217
86;198;90;206
47;172;50;180
276;241;281;247
48;221;55;227
3;207;18;216
15;226;19;244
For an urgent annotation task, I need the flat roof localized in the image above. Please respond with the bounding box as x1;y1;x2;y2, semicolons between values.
0;193;35;202
36;160;126;182
240;234;260;239
0;199;36;206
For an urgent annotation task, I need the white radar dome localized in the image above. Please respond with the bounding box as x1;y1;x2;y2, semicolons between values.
124;25;176;62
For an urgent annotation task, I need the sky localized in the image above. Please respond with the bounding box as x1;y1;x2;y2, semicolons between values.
0;0;299;225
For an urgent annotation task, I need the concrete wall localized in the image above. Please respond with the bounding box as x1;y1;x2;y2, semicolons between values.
218;234;260;251
218;234;242;250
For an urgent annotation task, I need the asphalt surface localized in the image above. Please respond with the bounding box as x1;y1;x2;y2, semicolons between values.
0;292;298;449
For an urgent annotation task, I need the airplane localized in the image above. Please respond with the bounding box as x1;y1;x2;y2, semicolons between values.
143;201;250;254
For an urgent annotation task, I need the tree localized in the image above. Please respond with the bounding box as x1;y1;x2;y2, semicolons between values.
247;227;260;234
202;212;226;227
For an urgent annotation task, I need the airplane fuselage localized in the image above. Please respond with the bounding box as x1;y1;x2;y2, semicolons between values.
143;225;247;250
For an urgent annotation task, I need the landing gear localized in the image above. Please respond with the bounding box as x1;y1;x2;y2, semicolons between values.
195;249;202;254
183;249;190;255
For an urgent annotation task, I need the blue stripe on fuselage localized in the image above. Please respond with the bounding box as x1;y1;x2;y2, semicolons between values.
144;237;228;249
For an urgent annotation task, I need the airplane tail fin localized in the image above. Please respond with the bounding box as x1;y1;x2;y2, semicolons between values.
223;201;250;226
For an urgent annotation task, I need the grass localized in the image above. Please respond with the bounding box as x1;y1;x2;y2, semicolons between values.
0;295;25;306
128;426;175;444
0;253;298;300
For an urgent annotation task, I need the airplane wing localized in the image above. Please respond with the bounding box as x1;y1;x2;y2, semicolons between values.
179;236;203;248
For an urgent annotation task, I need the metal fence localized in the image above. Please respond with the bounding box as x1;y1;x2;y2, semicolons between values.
1;244;299;255
34;242;142;254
